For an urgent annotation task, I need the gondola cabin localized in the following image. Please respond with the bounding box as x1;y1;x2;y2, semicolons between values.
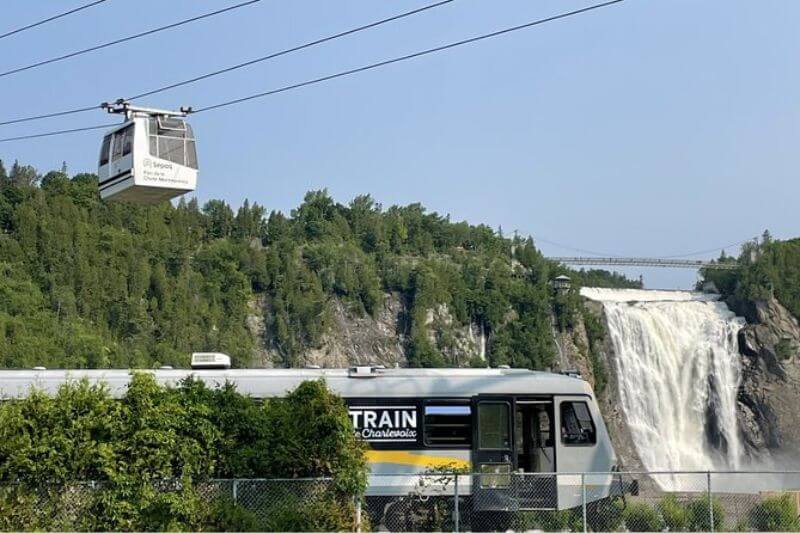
0;362;627;515
97;103;197;203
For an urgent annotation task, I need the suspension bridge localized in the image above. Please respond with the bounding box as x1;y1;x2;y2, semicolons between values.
549;257;739;270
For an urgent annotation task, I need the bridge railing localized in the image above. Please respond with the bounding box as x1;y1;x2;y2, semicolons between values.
550;256;740;270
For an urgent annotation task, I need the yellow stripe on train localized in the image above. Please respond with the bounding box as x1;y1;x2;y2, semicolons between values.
366;450;471;470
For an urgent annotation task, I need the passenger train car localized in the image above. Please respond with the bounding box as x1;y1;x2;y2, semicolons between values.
0;359;624;513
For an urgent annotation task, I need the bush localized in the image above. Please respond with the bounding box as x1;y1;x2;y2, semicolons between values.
687;495;724;531
624;502;665;532
658;494;689;531
260;493;359;532
749;494;800;532
0;376;368;531
511;509;582;532
207;498;262;532
587;497;625;531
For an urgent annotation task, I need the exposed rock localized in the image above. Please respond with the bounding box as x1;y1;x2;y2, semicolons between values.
425;304;484;365
735;297;800;457
245;294;273;367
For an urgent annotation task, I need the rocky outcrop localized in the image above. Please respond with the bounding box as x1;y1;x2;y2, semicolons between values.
247;294;486;368
425;304;486;366
734;297;800;457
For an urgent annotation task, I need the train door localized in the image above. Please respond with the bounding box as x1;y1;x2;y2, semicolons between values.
472;396;515;511
514;399;557;509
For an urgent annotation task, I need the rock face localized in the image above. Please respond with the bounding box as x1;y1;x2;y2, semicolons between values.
247;293;485;368
733;297;800;458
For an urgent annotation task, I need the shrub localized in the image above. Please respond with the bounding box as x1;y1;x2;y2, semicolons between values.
0;376;367;531
749;494;800;532
687;495;724;531
512;509;582;532
587;497;625;531
624;502;665;532
659;494;689;531
207;498;262;532
260;493;359;532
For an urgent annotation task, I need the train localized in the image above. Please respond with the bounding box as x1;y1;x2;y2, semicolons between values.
0;354;630;520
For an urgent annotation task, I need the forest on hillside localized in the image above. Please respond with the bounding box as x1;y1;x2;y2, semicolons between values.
702;232;800;320
0;160;640;370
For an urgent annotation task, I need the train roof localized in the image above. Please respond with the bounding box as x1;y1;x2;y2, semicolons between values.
0;367;593;399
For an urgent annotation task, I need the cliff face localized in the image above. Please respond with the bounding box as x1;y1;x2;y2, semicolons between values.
246;293;486;368
246;288;651;470
734;297;800;458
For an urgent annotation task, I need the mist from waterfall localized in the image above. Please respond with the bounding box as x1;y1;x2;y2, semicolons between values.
582;288;746;488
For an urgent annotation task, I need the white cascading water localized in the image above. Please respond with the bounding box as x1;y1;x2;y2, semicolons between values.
581;288;746;489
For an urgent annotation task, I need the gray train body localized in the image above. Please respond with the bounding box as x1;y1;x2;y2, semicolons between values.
0;367;620;511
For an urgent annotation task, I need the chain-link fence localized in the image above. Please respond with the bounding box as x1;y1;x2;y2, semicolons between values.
367;471;800;532
1;472;800;531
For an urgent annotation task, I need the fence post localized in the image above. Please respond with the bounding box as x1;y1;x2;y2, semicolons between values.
354;496;362;533
581;473;587;533
453;473;460;533
232;479;238;505
707;471;714;533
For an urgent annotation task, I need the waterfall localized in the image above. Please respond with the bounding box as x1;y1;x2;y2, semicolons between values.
582;288;746;488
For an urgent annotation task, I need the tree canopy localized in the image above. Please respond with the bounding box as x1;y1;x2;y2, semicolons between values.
702;235;800;320
0;160;638;370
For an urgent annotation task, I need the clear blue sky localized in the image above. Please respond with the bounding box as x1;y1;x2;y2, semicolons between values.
1;0;798;288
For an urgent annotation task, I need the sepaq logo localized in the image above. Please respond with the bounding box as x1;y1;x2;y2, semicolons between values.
143;159;173;170
348;406;418;442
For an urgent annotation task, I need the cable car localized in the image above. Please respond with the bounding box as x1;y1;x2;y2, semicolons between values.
97;101;197;203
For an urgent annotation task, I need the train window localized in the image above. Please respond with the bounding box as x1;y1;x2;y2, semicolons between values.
478;402;510;449
99;134;111;166
560;401;596;445
424;404;471;447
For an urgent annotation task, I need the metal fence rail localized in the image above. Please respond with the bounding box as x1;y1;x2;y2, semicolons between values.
1;471;800;531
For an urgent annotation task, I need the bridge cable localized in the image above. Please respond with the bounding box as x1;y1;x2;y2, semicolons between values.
0;0;455;127
0;0;262;79
0;0;625;143
0;0;110;41
656;237;757;259
532;235;621;258
191;0;625;114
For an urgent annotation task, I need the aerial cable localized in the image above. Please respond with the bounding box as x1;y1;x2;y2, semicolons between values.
0;0;261;79
191;0;625;114
0;123;115;143
0;0;110;41
0;0;624;143
0;0;454;127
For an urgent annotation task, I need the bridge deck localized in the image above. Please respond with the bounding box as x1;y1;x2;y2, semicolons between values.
550;257;739;270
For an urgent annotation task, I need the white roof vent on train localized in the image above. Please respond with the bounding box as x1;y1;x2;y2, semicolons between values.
190;352;231;370
349;366;383;378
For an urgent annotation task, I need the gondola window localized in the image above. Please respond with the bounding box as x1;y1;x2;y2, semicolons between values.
560;401;596;445
99;135;111;166
424;404;471;446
